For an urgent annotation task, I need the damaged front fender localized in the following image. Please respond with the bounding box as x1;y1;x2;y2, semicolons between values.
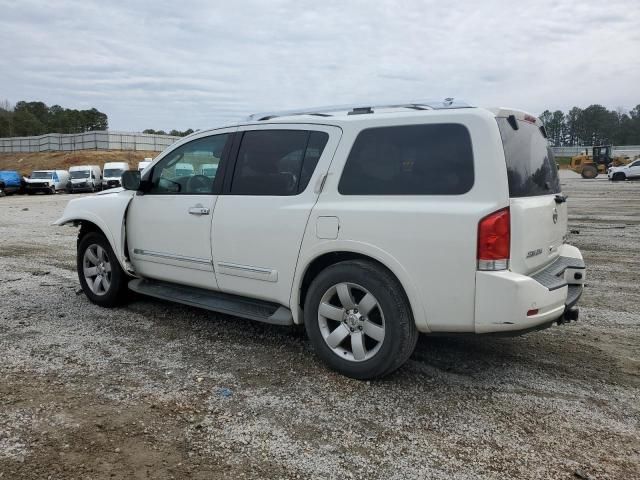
54;190;136;273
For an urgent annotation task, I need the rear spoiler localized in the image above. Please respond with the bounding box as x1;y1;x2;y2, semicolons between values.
489;107;543;128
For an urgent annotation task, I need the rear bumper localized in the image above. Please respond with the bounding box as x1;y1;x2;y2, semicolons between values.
475;244;585;334
0;185;20;194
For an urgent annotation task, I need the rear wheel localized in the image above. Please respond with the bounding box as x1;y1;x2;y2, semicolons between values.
77;232;128;307
612;172;626;182
304;260;418;379
581;165;598;179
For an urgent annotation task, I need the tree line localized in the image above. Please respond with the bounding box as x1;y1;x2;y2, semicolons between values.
0;100;108;137
539;104;640;147
3;98;640;146
142;128;195;137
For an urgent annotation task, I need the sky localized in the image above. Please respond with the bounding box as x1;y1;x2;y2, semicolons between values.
0;0;639;132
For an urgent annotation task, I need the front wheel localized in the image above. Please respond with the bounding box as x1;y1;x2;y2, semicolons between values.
77;232;128;307
581;166;598;179
612;172;626;182
304;260;418;379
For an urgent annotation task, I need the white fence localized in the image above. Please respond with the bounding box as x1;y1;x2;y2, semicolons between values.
551;145;640;158
2;131;639;159
0;131;181;153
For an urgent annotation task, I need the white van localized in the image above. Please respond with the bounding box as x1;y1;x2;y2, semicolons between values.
25;170;70;194
138;159;152;172
175;163;194;177
102;162;130;189
69;165;102;193
200;163;218;177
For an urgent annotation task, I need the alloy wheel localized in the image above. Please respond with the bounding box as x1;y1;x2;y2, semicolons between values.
83;244;112;296
317;282;385;362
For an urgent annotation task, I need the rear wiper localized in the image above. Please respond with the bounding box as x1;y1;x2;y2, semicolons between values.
554;194;568;203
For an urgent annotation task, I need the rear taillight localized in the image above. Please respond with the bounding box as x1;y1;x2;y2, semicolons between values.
477;207;510;271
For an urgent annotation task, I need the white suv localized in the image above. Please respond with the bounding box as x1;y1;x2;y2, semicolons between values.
56;100;585;379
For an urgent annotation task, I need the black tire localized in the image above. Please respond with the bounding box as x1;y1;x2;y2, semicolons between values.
77;231;128;307
612;172;626;182
581;166;598;179
304;260;418;379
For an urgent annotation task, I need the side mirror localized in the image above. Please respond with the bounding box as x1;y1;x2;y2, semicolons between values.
121;170;141;190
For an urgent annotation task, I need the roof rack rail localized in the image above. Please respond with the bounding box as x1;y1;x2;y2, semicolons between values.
247;98;472;121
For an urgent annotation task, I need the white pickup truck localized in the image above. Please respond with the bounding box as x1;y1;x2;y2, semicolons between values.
608;158;640;181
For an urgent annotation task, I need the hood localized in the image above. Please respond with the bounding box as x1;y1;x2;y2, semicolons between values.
96;187;124;195
25;177;51;183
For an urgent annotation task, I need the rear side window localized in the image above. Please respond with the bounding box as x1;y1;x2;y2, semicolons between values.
497;117;561;197
231;130;329;195
338;124;474;195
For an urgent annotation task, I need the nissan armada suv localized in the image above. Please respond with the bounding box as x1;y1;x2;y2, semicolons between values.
56;100;585;379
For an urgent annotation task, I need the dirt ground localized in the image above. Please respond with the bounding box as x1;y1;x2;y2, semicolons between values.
0;171;638;479
0;151;160;177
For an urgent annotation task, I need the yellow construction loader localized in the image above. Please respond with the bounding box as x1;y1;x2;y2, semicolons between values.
569;146;631;178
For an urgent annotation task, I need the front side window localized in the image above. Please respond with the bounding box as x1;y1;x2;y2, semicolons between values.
149;133;230;194
230;130;329;195
338;124;474;195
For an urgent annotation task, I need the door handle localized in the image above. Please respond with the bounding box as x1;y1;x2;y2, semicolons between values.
188;206;210;215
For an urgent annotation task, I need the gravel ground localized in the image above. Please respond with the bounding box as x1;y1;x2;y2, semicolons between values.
1;171;639;479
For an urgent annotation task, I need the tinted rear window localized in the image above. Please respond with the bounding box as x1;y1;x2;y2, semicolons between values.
497;117;561;197
338;124;474;195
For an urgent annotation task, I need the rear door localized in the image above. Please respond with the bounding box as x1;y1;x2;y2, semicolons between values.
212;124;341;306
496;115;566;275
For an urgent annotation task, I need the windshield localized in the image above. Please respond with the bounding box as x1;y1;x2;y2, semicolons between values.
31;171;53;179
104;169;124;178
496;117;561;197
70;170;90;179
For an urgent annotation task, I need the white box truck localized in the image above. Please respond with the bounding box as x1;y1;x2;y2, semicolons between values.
137;158;152;171
25;170;70;194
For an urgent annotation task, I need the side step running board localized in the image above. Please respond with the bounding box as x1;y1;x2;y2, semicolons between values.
128;279;293;326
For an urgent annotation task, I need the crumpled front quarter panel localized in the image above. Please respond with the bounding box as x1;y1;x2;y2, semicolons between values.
54;190;136;270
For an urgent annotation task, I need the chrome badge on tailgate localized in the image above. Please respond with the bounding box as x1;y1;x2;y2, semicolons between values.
527;248;543;258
